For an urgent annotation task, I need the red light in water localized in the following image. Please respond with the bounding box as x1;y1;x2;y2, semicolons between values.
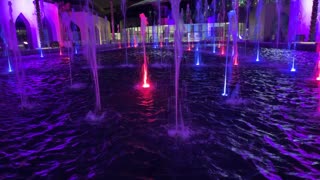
221;47;225;55
233;55;238;66
142;63;150;88
317;53;320;81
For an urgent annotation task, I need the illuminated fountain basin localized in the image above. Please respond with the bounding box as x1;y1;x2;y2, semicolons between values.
0;48;319;179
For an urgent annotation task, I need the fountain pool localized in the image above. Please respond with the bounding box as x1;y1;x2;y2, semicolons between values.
0;47;320;179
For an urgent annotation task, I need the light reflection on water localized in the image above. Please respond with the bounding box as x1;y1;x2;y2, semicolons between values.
0;48;319;179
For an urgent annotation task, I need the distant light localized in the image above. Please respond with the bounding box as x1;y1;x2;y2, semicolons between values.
290;68;296;72
23;41;28;45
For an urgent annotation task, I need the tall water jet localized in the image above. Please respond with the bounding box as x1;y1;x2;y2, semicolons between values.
34;0;45;58
140;14;150;88
118;24;121;49
85;0;102;113
211;0;217;53
7;1;28;108
0;27;13;73
186;4;192;51
288;0;300;72
219;0;226;55
228;0;239;66
245;0;251;56
169;0;188;138
121;0;128;64
255;0;263;62
158;0;163;48
195;0;202;66
222;20;231;96
61;11;74;86
276;0;282;48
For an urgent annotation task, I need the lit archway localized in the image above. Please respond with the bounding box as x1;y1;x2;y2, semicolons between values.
15;13;33;49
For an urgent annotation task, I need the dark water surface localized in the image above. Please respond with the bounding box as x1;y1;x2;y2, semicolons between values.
0;47;320;179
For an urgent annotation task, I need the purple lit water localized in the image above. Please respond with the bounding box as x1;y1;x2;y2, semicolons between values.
0;48;319;179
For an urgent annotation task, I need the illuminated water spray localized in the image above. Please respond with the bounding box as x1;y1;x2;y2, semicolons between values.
276;0;282;48
195;0;202;66
7;1;28;107
140;14;150;88
317;59;320;81
228;0;239;66
211;0;217;53
255;0;263;62
40;49;44;58
121;0;128;64
288;0;300;72
290;58;296;72
222;21;231;96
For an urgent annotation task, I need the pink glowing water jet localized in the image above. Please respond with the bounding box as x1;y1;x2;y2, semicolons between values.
317;59;320;81
142;63;150;88
140;13;151;89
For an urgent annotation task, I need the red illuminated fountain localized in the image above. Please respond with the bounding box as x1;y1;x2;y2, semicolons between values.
140;13;150;89
316;44;320;81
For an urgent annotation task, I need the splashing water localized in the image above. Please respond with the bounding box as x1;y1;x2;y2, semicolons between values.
195;0;202;66
6;1;28;108
40;49;44;58
276;0;282;48
169;0;189;138
290;58;296;72
244;0;251;55
288;0;300;72
228;0;239;66
211;0;217;53
85;0;102;113
255;0;263;62
140;14;150;89
121;0;128;64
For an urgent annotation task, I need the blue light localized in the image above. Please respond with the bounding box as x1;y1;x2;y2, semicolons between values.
291;58;296;72
256;50;260;62
40;49;44;58
8;57;12;72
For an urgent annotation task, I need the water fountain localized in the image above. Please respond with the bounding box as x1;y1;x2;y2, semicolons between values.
211;0;217;53
0;26;12;73
121;0;128;64
219;0;226;55
7;1;28;108
84;0;102;116
139;13;150;89
157;0;163;48
276;0;282;48
245;0;251;56
61;11;75;82
118;24;121;49
255;0;263;62
168;0;188;138
186;4;191;51
228;0;239;66
288;0;300;72
195;0;202;66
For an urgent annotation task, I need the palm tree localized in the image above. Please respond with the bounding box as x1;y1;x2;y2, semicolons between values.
309;0;319;41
